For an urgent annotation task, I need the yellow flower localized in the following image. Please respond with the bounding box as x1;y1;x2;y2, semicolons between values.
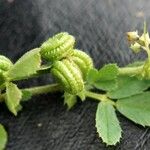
130;42;141;53
127;31;139;42
139;32;150;46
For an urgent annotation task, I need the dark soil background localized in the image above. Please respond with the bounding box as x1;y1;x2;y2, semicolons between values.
0;0;150;149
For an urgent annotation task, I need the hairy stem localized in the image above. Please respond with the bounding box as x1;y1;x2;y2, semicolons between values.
0;83;116;106
85;91;116;105
0;83;62;102
23;83;61;96
118;66;143;76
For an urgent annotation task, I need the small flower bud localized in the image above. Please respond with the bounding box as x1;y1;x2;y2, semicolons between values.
0;55;13;71
139;32;150;46
127;31;139;42
130;42;141;53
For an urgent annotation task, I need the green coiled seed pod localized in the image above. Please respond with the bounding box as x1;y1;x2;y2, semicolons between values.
0;55;13;71
72;50;93;79
51;59;84;94
40;32;75;61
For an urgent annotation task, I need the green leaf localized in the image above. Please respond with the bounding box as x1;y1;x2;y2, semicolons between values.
87;68;99;84
7;48;41;80
96;102;122;145
0;124;7;150
39;64;52;71
98;64;119;80
37;64;52;75
87;64;119;91
21;90;32;101
107;76;150;99
116;92;150;126
5;82;22;115
64;92;77;110
94;80;117;91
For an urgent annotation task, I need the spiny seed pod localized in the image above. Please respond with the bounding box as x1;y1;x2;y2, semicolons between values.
72;49;93;79
51;59;84;94
0;55;13;71
40;32;75;61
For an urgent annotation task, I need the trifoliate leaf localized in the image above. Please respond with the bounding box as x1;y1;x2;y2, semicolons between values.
0;124;7;150
5;82;22;115
116;92;150;126
64;92;77;110
96;102;122;145
107;76;150;99
87;64;119;91
21;90;32;101
7;48;41;80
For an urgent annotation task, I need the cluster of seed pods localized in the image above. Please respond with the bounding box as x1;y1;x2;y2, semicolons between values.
40;32;93;94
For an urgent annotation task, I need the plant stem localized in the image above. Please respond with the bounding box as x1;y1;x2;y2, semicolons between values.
85;91;106;101
0;83;116;106
118;66;143;76
0;83;62;102
85;91;116;105
23;83;61;96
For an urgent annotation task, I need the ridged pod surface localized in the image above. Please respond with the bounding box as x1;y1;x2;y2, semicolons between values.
72;50;93;79
51;59;84;94
0;55;13;72
40;32;75;61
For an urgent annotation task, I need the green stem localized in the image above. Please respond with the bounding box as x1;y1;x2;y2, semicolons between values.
118;66;143;76
85;91;106;101
23;83;61;96
85;90;116;105
0;83;116;106
0;83;62;102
